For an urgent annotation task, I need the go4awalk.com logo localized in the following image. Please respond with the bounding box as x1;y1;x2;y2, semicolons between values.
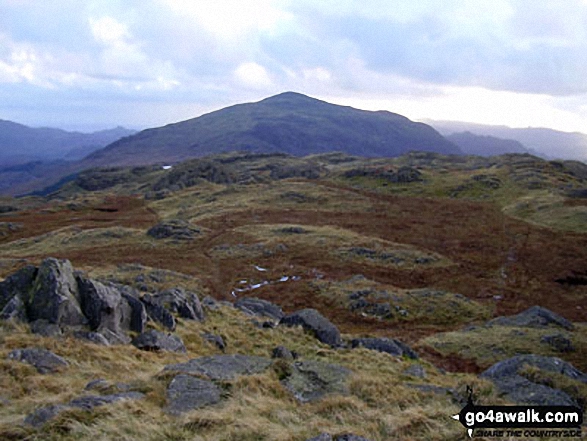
452;387;583;438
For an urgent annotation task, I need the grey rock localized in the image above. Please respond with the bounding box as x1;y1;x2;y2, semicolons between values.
132;329;186;353
335;435;373;441
202;333;226;351
351;337;418;359
280;309;342;347
24;404;68;428
77;277;133;344
8;348;68;374
141;294;176;331
120;289;147;333
235;297;284;321
27;258;86;326
147;219;202;240
0;294;26;321
165;374;222;415
150;287;205;321
202;295;219;310
540;334;575;352
73;331;110;346
30;319;62;337
272;346;296;360
164;354;272;380
282;360;351;403
403;364;426;378
481;355;587;406
0;264;37;312
306;435;333;441
488;306;573;330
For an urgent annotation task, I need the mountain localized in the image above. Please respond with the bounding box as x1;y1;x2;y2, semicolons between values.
82;92;460;168
427;120;587;161
445;131;531;157
0;121;136;165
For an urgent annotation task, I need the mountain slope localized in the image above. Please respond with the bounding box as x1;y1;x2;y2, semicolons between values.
428;120;587;161
445;131;530;157
0;121;136;165
83;92;460;167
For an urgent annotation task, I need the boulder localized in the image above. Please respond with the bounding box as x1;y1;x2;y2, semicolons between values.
119;289;147;333
8;348;68;374
77;277;133;343
164;354;272;381
0;294;26;321
488;306;573;330
272;346;296;360
73;331;110;346
540;334;575;352
30;319;62;337
306;435;332;441
141;294;176;331
235;297;284;321
147;219;202;240
132;330;186;353
0;264;37;311
165;374;222;415
280;309;342;347
351;337;418;359
27;258;86;326
282;360;351;403
202;333;226;351
481;355;587;406
403;364;426;378
149;287;204;321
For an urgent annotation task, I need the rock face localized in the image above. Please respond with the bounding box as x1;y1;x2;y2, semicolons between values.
488;306;573;330
351;337;418;359
132;330;186;353
235;297;284;321
8;348;68;374
147;219;202;240
27;259;86;326
164;354;272;381
282;360;351;403
280;309;342;347
481;355;587;406
140;294;177;331
165;374;222;415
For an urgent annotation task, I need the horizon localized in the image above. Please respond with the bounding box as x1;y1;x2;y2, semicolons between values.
1;1;586;134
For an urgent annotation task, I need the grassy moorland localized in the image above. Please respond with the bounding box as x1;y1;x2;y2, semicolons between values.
0;151;586;440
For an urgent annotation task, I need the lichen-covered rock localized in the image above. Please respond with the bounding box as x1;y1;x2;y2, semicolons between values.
282;360;351;403
8;348;68;374
280;309;342;347
164;354;272;380
132;329;186;353
165;374;222;415
235;297;284;321
351;337;418;359
481;355;587;406
488;306;573;330
27;258;86;326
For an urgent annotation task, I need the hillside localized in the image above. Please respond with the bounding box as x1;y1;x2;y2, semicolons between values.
428;120;587;161
445;131;530;157
82;93;460;168
0;121;136;165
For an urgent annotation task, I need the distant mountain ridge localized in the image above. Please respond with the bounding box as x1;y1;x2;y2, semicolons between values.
428;120;587;161
82;92;460;167
0;121;136;165
445;131;532;157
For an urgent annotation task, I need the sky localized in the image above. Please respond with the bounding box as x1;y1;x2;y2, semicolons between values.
1;0;587;133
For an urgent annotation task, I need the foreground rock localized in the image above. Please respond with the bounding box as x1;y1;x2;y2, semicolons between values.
488;306;573;330
8;348;68;374
282;360;351;403
165;374;222;415
24;392;145;427
164;354;272;380
132;330;186;353
481;355;587;406
351;337;418;359
280;309;342;347
235;297;284;321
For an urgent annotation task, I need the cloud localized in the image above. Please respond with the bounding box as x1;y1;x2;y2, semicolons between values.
234;62;273;89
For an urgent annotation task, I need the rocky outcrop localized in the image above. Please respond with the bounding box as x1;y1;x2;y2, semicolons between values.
280;309;342;347
481;355;587;406
140;294;177;331
488;306;573;330
165;374;221;415
351;337;418;359
281;360;351;403
8;348;68;374
235;297;284;321
132;330;186;353
147;219;202;240
164;354;272;381
144;287;204;321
